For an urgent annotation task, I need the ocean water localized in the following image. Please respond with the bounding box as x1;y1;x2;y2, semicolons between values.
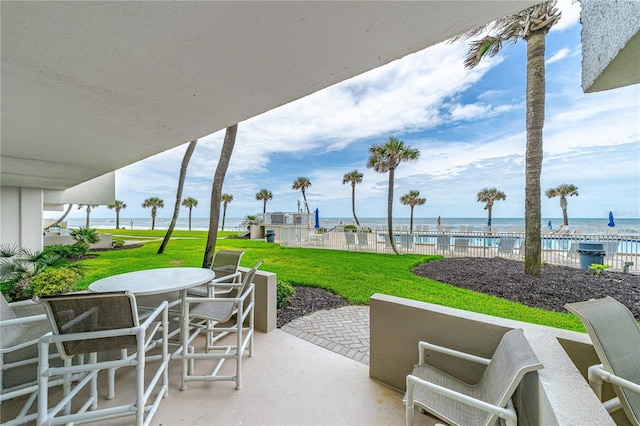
65;216;640;235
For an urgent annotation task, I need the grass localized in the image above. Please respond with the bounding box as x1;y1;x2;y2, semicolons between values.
74;229;585;332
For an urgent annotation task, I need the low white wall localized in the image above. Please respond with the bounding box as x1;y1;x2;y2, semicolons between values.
369;294;616;425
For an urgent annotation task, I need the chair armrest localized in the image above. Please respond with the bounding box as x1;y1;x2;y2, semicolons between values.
207;271;242;287
418;341;491;365
406;374;517;424
588;364;640;396
139;300;169;329
1;313;48;327
185;284;254;306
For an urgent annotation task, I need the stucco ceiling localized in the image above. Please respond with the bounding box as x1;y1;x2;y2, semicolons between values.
1;1;536;190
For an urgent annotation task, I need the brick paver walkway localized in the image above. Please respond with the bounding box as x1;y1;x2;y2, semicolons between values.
281;305;370;365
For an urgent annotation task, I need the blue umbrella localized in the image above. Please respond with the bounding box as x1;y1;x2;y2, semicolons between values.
548;220;552;230
487;218;491;226
608;211;615;227
314;208;320;229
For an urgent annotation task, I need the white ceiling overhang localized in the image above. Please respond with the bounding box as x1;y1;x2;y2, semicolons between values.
1;1;537;190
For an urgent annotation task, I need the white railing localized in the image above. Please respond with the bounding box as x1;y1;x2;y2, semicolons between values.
279;226;640;273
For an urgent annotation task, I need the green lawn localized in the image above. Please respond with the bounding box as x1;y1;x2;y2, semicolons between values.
77;229;585;332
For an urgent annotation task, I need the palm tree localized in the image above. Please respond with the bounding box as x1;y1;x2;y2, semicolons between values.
545;184;578;227
452;1;560;275
400;190;426;233
367;137;420;255
292;177;312;214
182;196;199;231
255;189;273;214
141;197;164;230
342;170;363;227
158;140;198;254
203;125;237;268
220;194;233;231
77;204;99;228
107;200;127;230
477;188;506;228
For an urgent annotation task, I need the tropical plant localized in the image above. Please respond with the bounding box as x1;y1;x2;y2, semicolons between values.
589;263;611;276
292;177;312;214
452;0;560;276
77;204;99;228
400;190;426;233
255;189;273;214
342;170;363;227
0;244;82;301
142;197;164;230
181;196;199;231
107;200;127;229
69;227;101;245
203;125;238;268
244;215;260;227
476;188;506;227
43;244;89;260
545;184;578;226
276;280;295;309
159;140;198;254
28;268;79;297
220;194;233;231
366;137;420;255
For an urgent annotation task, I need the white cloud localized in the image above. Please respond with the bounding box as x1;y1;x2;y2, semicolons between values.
546;47;570;65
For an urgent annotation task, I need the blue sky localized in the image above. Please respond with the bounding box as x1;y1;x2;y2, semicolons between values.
59;0;639;222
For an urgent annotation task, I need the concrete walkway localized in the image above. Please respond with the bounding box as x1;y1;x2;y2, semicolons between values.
282;305;371;365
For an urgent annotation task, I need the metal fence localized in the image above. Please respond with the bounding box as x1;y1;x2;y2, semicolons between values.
279;226;639;273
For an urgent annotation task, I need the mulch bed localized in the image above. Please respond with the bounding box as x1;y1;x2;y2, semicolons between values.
277;286;349;328
412;257;640;319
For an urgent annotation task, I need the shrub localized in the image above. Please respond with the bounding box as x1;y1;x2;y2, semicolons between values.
43;243;89;260
277;280;295;309
28;268;79;297
589;263;611;276
112;239;125;248
70;227;101;245
344;225;357;232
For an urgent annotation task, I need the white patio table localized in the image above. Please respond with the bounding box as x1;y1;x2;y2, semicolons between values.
89;267;215;359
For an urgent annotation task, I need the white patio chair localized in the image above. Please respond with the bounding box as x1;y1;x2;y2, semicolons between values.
565;297;640;426
357;231;369;250
344;231;356;250
36;291;169;426
181;260;264;391
405;328;543;426
497;237;517;258
188;249;244;297
453;238;469;255
0;294;56;425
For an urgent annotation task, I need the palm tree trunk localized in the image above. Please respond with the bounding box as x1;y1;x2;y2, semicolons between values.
85;207;91;228
158;140;197;254
222;205;227;231
351;185;360;226
263;200;267;214
45;204;73;230
523;31;546;276
562;208;569;227
387;168;399;254
302;191;309;214
203;124;237;268
151;212;156;230
488;206;493;226
115;211;120;230
409;206;414;233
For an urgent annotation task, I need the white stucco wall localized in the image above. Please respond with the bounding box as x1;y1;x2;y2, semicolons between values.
1;187;44;250
581;0;640;92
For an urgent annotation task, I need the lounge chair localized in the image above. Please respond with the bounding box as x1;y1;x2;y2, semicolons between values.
405;328;543;426
36;291;169;426
453;238;469;255
498;237;517;258
564;297;640;426
357;231;369;250
603;241;619;265
344;231;356;250
181;261;264;391
436;235;451;253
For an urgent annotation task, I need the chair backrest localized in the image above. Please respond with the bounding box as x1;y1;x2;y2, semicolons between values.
345;232;355;245
436;235;450;250
37;292;138;359
565;297;640;424
477;329;544;426
0;294;16;322
498;237;516;253
234;260;265;298
357;232;368;246
211;250;244;277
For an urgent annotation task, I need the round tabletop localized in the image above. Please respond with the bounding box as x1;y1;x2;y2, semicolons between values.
88;267;215;296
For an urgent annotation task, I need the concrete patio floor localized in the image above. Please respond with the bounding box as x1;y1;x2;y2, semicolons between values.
2;329;437;425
